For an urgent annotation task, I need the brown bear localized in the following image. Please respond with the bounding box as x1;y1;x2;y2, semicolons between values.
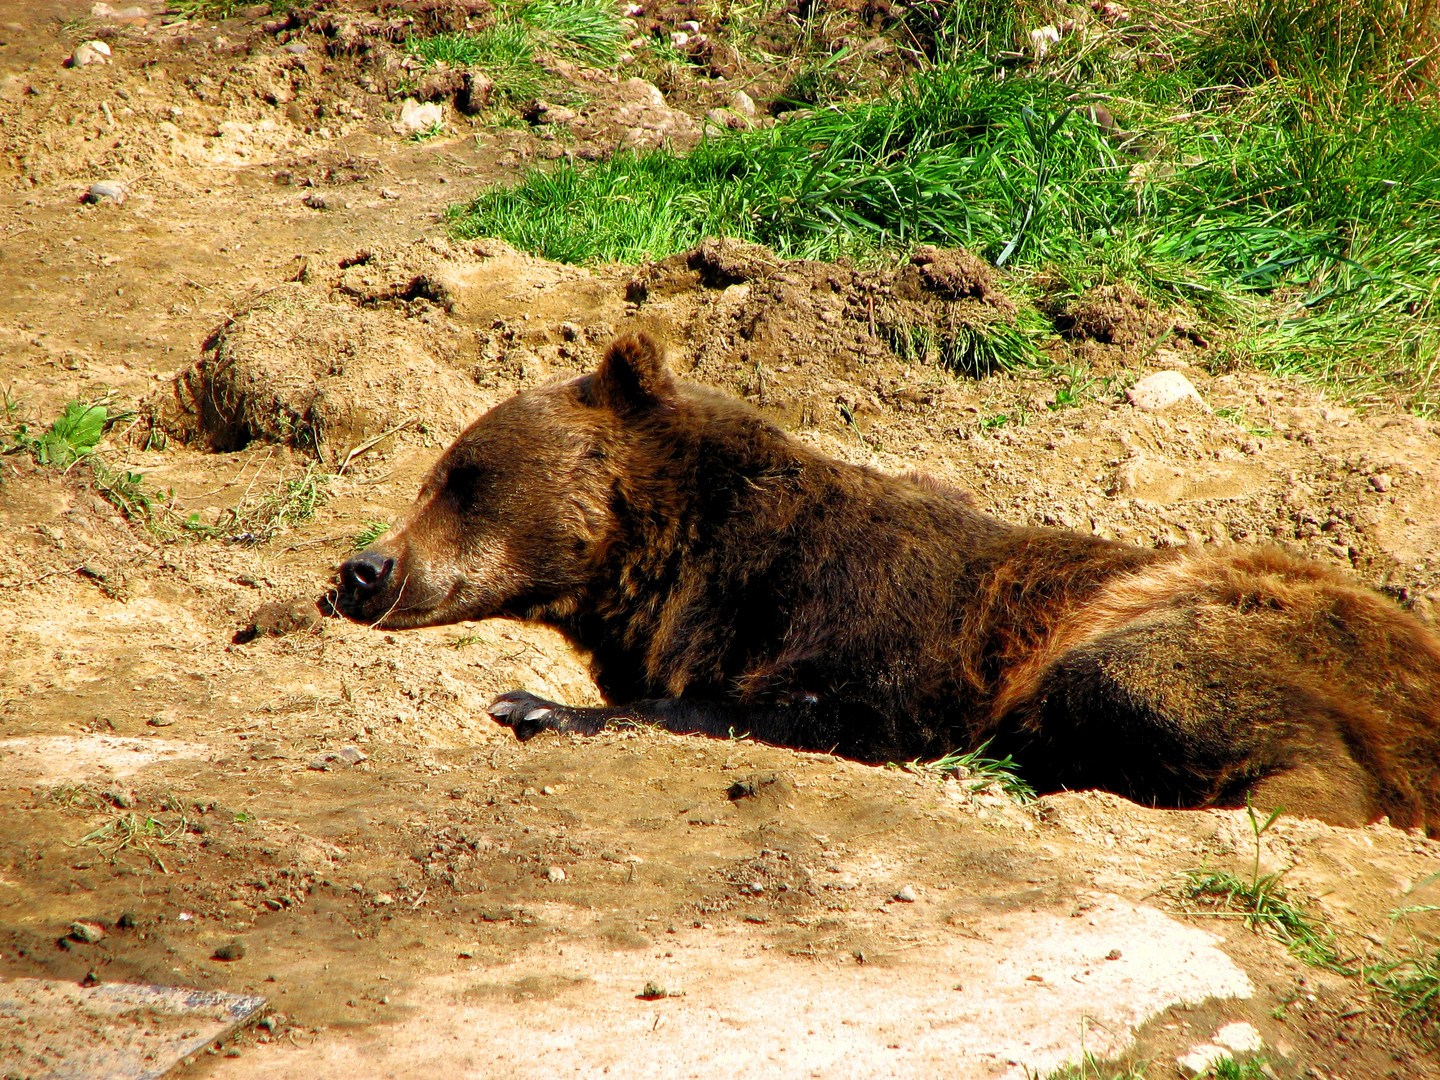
333;333;1440;833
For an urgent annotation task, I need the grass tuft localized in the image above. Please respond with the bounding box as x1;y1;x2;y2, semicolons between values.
407;0;625;102
351;520;389;551
898;739;1036;802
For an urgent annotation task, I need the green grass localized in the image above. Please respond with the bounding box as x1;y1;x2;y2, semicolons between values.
1180;803;1440;1046
447;0;1440;412
407;0;625;101
897;739;1036;802
351;520;389;550
1180;799;1352;971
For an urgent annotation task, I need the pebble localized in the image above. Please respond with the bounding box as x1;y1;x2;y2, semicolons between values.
545;866;567;882
395;98;443;135
729;90;757;118
213;940;246;961
746;881;764;894
677;19;701;32
84;180;127;206
458;943;480;958
70;921;106;944
540;785;557;795
258;1013;286;1033
893;885;917;903
373;892;396;906
1126;371;1207;412
282;41;307;55
69;40;111;67
379;188;401;200
1370;473;1392;492
334;745;366;766
670;31;689;47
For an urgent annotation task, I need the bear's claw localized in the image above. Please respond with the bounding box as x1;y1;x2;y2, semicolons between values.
488;689;565;740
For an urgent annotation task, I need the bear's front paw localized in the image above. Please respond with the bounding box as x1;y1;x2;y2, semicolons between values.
487;689;567;741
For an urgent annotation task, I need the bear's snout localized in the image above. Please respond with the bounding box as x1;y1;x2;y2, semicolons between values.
341;550;395;594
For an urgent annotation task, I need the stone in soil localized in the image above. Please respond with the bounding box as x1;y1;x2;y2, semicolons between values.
1126;370;1207;412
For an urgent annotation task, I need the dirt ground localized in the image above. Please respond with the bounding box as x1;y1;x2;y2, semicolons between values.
2;2;1440;1078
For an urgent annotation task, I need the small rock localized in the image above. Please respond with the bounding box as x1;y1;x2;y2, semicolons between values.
84;181;126;206
282;41;307;55
1213;1021;1263;1053
373;892;396;906
70;921;106;944
677;19;701;32
1176;1044;1230;1078
746;881;764;894
540;785;557;795
545;866;566;882
893;885;918;903
117;912;137;929
1370;473;1392;492
213;940;247;961
729;90;757;118
69;41;112;67
560;322;582;341
1105;948;1122;960
670;31;689;47
457;943;480;958
379;188;401;200
335;745;366;766
1126;371;1207;412
395;98;443;135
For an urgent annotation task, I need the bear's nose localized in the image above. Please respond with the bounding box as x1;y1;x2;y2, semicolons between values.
341;550;394;594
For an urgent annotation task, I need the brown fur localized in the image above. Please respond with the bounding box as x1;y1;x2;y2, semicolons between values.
334;333;1440;833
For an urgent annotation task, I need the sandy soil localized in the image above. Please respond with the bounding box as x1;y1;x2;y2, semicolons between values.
2;3;1439;1078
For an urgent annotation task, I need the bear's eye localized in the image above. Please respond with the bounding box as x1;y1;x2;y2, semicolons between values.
445;464;488;511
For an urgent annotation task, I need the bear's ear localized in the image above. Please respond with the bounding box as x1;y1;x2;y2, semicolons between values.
590;332;675;411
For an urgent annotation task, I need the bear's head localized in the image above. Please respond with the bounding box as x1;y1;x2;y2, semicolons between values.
332;333;676;629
